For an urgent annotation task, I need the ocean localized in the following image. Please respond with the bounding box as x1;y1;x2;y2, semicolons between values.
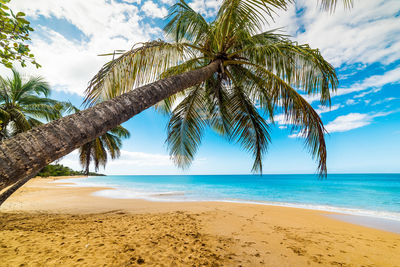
57;173;400;221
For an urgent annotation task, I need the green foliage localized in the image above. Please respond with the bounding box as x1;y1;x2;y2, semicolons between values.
0;69;69;139
0;0;39;68
65;106;130;175
78;125;130;175
85;0;353;176
37;164;104;177
320;0;353;12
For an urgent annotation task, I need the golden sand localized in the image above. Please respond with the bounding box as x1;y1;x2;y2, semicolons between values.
0;177;399;266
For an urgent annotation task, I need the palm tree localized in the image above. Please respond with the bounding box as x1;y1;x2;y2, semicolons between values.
0;0;353;198
62;105;130;175
79;125;130;175
0;69;62;140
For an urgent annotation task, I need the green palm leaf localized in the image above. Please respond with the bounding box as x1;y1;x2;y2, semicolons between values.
167;85;207;168
85;41;193;105
229;84;271;173
84;0;351;176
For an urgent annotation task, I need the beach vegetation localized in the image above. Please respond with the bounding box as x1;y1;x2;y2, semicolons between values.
0;69;65;140
64;105;131;175
78;124;130;175
78;125;130;175
0;0;39;68
37;163;105;177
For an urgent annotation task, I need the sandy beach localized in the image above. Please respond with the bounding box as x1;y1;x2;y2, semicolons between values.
1;177;399;266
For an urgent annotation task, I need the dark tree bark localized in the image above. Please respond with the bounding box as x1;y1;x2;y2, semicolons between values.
0;176;32;206
0;60;221;202
85;145;91;176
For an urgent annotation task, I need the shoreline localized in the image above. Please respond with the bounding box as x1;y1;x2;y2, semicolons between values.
1;176;400;266
54;175;400;228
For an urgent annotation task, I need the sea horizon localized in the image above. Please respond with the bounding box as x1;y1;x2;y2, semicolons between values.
56;173;400;223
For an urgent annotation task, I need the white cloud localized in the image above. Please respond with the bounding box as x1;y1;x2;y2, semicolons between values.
59;150;206;175
288;132;303;139
189;0;222;17
160;0;175;5
314;104;341;115
325;111;394;133
4;0;398;101
353;88;381;99
371;97;398;106
336;68;400;99
4;0;160;95
274;103;341;128
270;1;400;104
285;0;400;67
187;0;400;67
346;99;356;105
141;1;168;18
308;67;400;103
273;113;290;125
123;0;142;4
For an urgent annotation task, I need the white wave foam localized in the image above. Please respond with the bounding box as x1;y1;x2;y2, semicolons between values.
51;179;118;188
52;177;400;222
92;189;187;201
218;200;400;222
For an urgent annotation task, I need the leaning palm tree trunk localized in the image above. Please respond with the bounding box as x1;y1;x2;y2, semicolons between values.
0;60;221;203
0;176;32;205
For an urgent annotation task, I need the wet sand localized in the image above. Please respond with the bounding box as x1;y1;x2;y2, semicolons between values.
0;177;399;266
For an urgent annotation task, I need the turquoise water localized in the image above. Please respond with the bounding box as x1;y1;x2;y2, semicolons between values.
57;174;400;221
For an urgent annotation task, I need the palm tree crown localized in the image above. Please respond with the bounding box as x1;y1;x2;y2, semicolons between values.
0;69;63;140
84;0;348;176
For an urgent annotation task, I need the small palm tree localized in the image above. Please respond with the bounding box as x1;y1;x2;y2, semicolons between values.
0;69;62;140
0;0;353;195
63;105;130;175
79;125;130;175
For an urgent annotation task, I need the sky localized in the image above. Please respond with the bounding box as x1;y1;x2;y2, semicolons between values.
1;0;399;175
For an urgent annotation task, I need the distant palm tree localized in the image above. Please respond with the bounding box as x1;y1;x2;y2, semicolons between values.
0;69;62;140
79;125;130;175
0;0;353;195
63;105;130;175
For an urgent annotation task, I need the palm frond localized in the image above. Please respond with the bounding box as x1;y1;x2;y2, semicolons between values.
0;108;10;122
22;103;62;121
228;82;271;173
17;95;59;106
79;142;93;172
319;0;354;12
53;101;80;117
217;0;292;35
93;138;108;172
101;133;122;159
0;77;11;104
17;76;51;99
230;33;338;105
84;41;191;106
108;125;130;139
167;85;207;168
164;0;210;43
204;74;233;136
155;57;208;115
229;61;328;176
8;108;30;132
26;117;43;128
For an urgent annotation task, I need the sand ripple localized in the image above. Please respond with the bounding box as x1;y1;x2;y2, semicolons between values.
0;211;234;266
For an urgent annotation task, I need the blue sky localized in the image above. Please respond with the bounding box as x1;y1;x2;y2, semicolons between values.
1;0;399;174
